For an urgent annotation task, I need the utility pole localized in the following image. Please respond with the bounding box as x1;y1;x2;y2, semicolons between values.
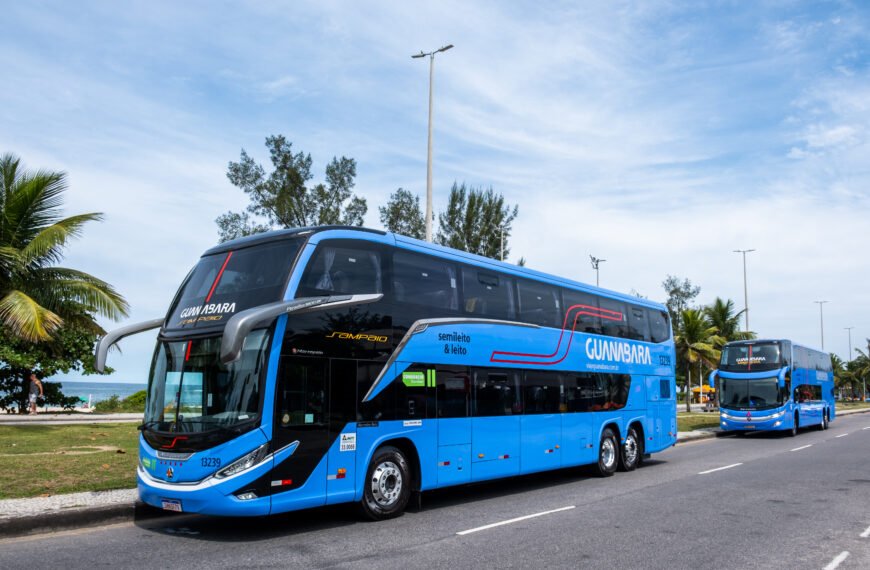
412;44;453;243
845;327;854;361
814;300;828;349
590;256;606;287
733;249;755;332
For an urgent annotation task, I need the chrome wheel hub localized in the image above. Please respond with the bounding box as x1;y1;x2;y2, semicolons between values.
624;436;638;465
601;438;616;469
371;461;402;507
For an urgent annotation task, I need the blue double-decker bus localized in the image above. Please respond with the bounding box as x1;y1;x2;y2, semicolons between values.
713;340;835;436
96;226;676;519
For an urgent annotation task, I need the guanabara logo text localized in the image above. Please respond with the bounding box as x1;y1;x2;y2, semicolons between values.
179;303;237;319
585;338;651;365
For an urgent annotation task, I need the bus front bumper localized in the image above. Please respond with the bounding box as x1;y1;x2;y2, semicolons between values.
720;410;787;431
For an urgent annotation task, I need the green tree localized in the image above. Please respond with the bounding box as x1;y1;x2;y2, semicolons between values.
674;308;723;412
436;182;518;259
216;135;367;242
0;153;128;342
703;297;755;345
661;275;700;331
379;188;425;239
0;324;102;413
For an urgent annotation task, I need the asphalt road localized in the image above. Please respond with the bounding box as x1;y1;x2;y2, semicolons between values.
2;415;869;570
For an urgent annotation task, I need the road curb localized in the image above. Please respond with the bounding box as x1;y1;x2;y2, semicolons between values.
0;500;172;539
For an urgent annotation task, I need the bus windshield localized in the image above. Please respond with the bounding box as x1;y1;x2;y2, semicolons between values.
144;330;271;439
165;238;304;331
719;377;784;410
719;342;782;372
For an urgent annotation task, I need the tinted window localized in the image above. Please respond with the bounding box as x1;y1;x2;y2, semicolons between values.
598;298;628;337
462;268;516;320
563;289;602;334
474;370;520;416
166;239;303;330
627;306;650;341
660;378;671;399
649;309;670;343
794;384;822;402
518;280;561;327
277;357;327;427
436;367;470;418
522;371;563;414
720;342;782;372
393;251;459;310
297;242;383;296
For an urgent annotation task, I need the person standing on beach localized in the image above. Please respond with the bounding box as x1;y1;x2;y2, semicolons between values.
28;371;44;415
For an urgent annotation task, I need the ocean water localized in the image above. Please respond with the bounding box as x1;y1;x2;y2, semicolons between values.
49;381;147;406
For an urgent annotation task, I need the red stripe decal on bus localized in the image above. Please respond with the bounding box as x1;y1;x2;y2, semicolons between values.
205;251;233;303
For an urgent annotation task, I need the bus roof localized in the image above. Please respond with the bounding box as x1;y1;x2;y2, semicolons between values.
202;226;667;312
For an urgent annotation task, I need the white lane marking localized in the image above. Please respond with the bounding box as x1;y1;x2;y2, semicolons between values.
823;551;849;570
860;525;870;539
790;444;813;452
698;463;743;475
862;426;870;430
456;506;575;536
835;434;848;438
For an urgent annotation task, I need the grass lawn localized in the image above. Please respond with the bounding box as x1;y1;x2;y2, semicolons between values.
0;423;139;499
838;401;870;411
677;412;721;432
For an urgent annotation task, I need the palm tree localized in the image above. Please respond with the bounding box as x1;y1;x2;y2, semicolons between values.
675;309;724;412
704;297;755;345
0;153;128;342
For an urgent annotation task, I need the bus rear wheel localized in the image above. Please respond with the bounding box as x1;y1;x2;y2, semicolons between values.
360;446;411;521
618;426;643;472
819;410;828;431
595;428;619;477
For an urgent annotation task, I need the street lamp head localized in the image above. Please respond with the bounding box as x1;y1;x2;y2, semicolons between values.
438;44;454;53
411;52;426;59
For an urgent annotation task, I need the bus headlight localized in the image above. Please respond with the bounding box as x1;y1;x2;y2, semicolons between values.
215;443;270;479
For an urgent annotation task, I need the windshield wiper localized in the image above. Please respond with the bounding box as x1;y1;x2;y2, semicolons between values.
138;420;163;431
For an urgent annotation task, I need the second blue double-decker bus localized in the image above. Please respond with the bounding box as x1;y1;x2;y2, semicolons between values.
96;226;676;520
713;339;835;436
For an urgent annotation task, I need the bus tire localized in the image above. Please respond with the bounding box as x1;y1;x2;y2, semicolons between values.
595;427;619;477
360;446;411;521
819;410;828;431
789;413;799;437
618;426;643;472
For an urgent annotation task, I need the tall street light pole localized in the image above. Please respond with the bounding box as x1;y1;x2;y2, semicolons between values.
845;326;854;361
412;44;453;243
590;256;606;287
733;249;755;332
814;300;828;350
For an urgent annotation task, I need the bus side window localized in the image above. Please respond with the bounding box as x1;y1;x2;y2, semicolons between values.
473;370;520;416
462;268;516;320
563;290;602;334
297;242;383;296
436;367;470;418
522;371;562;414
628;306;650;341
277;357;327;427
648;309;671;343
598;298;629;338
565;373;595;412
517;280;561;327
392;251;459;311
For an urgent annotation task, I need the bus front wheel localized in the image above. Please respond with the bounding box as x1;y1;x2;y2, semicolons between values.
360;446;411;521
618;426;643;472
595;428;619;477
789;414;799;437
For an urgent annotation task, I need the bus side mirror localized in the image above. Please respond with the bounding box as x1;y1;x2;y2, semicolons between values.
708;370;717;388
219;294;383;364
94;318;164;373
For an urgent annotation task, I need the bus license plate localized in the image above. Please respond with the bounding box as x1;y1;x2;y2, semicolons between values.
744;425;754;429
161;499;182;512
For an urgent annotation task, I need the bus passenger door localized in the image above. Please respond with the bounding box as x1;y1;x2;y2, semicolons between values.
436;367;472;487
471;370;521;481
646;376;676;450
326;359;359;505
520;372;562;474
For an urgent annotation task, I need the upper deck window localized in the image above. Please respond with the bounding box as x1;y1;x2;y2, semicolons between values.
297;242;383;296
165;238;303;330
392;251;459;311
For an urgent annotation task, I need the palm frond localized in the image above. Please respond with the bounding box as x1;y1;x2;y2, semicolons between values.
4;169;68;247
0;289;64;341
20;212;104;267
31;267;130;320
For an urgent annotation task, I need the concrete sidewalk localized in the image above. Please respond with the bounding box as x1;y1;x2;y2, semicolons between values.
1;407;868;539
0;412;143;426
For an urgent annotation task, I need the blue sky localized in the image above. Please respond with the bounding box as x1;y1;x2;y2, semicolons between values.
2;1;868;383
